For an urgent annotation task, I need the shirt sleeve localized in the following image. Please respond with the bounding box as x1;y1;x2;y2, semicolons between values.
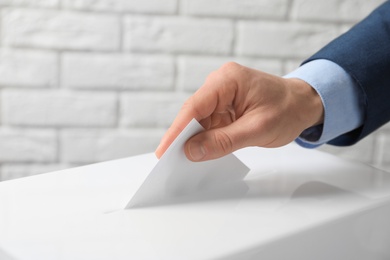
284;59;365;148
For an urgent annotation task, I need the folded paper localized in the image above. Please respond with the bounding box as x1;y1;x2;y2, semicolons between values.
125;118;250;208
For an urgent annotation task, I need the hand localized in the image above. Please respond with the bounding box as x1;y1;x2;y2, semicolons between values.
155;62;324;161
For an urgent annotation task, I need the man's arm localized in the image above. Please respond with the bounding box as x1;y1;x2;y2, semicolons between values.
304;0;390;146
285;59;365;148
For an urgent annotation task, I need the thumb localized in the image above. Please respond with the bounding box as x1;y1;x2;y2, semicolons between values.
184;121;250;162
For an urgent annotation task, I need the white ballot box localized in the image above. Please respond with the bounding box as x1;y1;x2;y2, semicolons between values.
1;144;390;260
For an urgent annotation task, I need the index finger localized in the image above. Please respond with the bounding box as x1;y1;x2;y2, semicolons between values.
155;63;242;159
155;86;218;158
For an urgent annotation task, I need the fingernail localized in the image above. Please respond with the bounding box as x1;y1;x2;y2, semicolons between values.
188;142;206;161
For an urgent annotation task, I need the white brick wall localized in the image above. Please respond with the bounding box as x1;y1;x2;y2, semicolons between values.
237;21;340;58
0;0;58;8
3;9;120;51
291;0;385;22
0;49;57;87
120;92;190;127
0;0;388;180
2;89;117;126
123;16;234;54
62;53;174;90
180;0;289;19
63;0;177;14
0;128;56;163
60;129;164;163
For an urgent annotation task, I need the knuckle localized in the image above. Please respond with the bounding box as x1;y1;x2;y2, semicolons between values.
213;129;234;155
220;61;241;73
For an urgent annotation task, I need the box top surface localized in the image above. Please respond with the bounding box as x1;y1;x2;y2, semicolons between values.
1;144;390;260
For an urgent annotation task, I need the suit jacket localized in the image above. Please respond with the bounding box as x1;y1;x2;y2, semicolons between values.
304;1;390;146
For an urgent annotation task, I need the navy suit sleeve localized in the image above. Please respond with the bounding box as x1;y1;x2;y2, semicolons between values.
304;1;390;146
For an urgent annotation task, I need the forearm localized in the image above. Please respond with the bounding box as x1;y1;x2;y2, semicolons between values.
304;1;390;145
285;59;364;148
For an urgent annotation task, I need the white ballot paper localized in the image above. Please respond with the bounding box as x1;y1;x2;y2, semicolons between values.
126;119;250;208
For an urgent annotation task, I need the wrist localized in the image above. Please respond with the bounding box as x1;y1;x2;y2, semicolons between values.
286;78;324;130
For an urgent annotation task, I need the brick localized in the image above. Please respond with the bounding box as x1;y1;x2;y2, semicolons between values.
181;0;288;19
63;0;177;14
124;16;233;55
237;21;339;59
0;49;57;87
1;163;71;181
0;128;56;163
2;89;117;127
0;0;58;7
62;53;174;90
291;0;385;23
2;8;120;51
60;129;164;163
177;55;283;92
120;92;190;128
